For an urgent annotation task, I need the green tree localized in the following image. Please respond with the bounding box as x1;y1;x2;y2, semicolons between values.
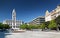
43;21;50;29
37;25;40;29
40;23;46;31
27;24;38;30
3;24;10;29
20;24;28;30
55;15;60;27
0;23;4;29
20;24;40;30
27;25;33;30
0;23;10;30
55;16;60;31
48;20;57;30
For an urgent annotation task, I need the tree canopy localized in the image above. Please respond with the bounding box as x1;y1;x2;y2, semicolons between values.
55;15;60;25
0;23;10;30
48;20;57;29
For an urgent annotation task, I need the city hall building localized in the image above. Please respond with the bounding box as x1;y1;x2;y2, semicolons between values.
45;5;60;22
3;9;24;29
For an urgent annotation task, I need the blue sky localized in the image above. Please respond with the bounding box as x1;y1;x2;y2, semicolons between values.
0;0;60;23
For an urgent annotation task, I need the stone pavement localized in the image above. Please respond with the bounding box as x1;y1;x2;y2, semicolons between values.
0;31;60;38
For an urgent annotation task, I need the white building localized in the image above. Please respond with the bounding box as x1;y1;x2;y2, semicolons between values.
29;16;45;25
3;20;23;28
45;10;52;22
45;5;60;22
3;9;24;29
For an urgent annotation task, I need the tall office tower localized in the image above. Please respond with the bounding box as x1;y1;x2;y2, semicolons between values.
12;9;16;28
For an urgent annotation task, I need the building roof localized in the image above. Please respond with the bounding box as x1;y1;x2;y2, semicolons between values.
45;5;60;17
45;10;50;17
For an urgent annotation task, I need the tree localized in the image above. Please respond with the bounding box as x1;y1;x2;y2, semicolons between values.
43;21;50;29
55;15;60;25
3;24;10;29
0;23;10;30
27;24;38;30
37;24;41;29
48;20;57;30
20;24;28;30
20;24;39;30
0;23;4;29
40;23;46;31
27;25;34;30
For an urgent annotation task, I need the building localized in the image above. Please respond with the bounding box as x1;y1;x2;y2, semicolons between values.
45;5;60;22
45;10;52;22
28;16;45;25
3;9;24;29
3;20;23;28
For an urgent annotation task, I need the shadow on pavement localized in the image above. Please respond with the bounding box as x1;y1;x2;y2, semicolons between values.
0;30;12;38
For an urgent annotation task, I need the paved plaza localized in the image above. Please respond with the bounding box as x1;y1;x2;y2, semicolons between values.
0;31;60;38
